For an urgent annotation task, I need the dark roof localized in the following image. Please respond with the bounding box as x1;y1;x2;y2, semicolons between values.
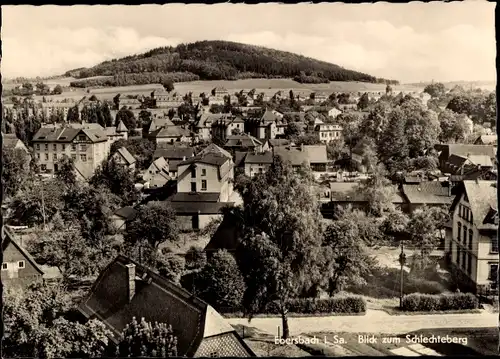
401;182;453;205
115;147;136;165
168;159;181;172
224;134;262;148
244;151;274;164
1;226;44;276
302;145;328;164
436;144;496;161
151;125;190;139
79;255;253;357
33;125;107;143
169;201;234;215
234;151;248;167
273;147;309;167
451;180;497;229
153;146;195;160
199;143;232;159
113;206;137;220
178;152;229;168
171;192;221;202
74;162;94;181
266;139;290;148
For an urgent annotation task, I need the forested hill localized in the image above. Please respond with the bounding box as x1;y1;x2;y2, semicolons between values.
66;40;398;87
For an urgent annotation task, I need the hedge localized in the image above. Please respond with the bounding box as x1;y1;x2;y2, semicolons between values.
222;296;366;314
402;293;479;312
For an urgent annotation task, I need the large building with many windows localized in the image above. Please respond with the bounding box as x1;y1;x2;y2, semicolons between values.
445;180;498;294
32;123;110;175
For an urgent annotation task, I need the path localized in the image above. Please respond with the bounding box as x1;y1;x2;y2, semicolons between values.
228;309;498;337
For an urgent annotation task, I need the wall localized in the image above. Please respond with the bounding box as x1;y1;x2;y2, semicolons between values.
244;163;270;177
177;163;222;194
1;242;42;283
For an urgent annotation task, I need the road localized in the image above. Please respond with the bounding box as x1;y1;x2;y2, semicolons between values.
228;309;498;337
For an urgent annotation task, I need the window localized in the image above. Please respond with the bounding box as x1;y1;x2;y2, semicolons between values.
209;352;218;358
80;154;87;162
45;153;49;161
2;263;7;270
463;225;467;244
71;144;76;151
489;263;498;280
62;144;66;151
191;168;196;178
201;168;206;176
71;154;77;160
78;135;86;141
36;144;40;150
53;153;57;161
18;261;25;269
191;182;197;192
80;144;87;152
491;236;499;254
36;153;40;160
41;164;47;172
457;222;462;241
201;180;207;191
468;230;473;250
53;144;57;151
44;144;49;151
259;167;263;173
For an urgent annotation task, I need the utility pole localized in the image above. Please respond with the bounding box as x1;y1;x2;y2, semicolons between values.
399;240;406;309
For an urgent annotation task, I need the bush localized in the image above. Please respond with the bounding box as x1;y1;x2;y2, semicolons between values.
402;293;479;312
222;296;366;315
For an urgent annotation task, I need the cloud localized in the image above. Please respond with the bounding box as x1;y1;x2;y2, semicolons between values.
1;27;181;78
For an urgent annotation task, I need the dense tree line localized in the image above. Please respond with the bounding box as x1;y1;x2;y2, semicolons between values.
70;72;199;88
67;40;397;86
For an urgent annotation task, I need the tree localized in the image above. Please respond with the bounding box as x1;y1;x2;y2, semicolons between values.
377;107;409;173
407;206;449;260
402;102;440;156
184;246;207;271
66;105;80;123
139;110;152;127
284;121;302;138
360;167;396;217
381;209;410;244
193;249;246;310
109;138;156;170
423;82;446;98
162;79;175;93
446;94;473;116
2;148;31;200
357;92;370;110
102;102;114;127
90;158;139;205
125;201;179;253
359;102;391;143
52;85;63;95
359;138;379;173
113;94;121;110
438;109;469;143
235;156;323;339
55;155;77;189
10;179;65;227
3;282;111;359
117;317;177;358
116;107;137;130
294;133;321;146
317;216;377;296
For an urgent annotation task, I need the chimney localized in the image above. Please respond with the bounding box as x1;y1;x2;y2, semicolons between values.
125;263;136;302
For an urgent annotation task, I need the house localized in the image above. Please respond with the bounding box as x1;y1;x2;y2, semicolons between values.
302;145;329;172
171;146;235;230
242;151;274;177
151;89;183;108
306;106;341;119
321;182;404;216
314;123;343;144
272;146;310;168
112;147;136;171
212;87;229;99
445;154;494;176
2;133;31;167
79;255;255;357
400;181;454;213
474;135;497;145
262;139;291;151
444;180;498;294
338;103;358;111
119;98;141;109
211;117;245;143
111;206;137;231
311;92;328;103
105;120;128;144
149;124;191;145
146;117;176;135
224;134;263;153
143;157;171;188
41;101;74;119
245;109;278;140
153;146;196;178
194;113;233;141
434;144;496;173
32;123;110;175
1;226;44;289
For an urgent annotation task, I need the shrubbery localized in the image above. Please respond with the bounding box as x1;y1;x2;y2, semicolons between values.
402;293;479;312
222;296;366;315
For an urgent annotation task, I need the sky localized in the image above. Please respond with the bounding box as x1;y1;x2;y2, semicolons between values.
1;2;496;83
